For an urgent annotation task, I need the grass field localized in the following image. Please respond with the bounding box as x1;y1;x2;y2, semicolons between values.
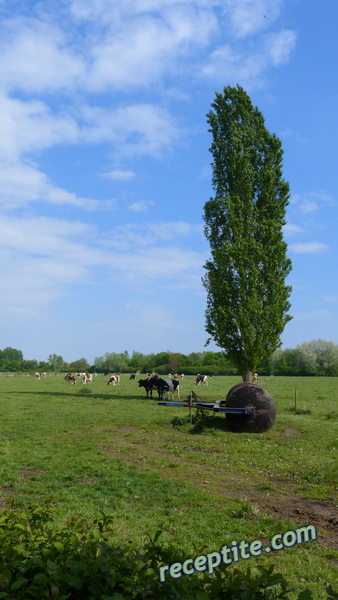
0;373;337;597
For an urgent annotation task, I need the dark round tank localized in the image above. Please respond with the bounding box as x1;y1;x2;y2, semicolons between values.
225;382;276;433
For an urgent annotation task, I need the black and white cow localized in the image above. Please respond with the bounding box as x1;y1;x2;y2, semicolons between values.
138;377;159;398
195;374;208;387
160;379;180;400
138;377;180;400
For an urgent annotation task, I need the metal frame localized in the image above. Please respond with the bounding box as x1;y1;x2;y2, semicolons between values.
154;391;256;424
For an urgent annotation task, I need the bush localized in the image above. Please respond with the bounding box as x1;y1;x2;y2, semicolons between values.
0;499;336;599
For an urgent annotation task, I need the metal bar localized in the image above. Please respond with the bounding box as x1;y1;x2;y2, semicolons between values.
155;401;256;415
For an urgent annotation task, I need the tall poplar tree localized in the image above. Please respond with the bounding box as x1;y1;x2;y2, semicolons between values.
202;85;292;382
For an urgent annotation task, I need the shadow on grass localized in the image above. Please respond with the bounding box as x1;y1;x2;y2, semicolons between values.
171;410;231;434
5;391;149;401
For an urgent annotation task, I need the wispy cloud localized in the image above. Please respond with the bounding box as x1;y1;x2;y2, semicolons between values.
128;201;153;212
103;170;136;180
201;27;296;87
291;191;336;214
223;0;285;38
0;215;205;317
264;30;296;66
0;162;100;211
288;242;329;254
294;310;331;322
283;222;305;235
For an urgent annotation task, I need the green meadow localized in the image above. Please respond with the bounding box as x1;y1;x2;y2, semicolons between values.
0;374;337;597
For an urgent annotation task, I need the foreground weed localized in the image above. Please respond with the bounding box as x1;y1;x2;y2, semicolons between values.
324;411;338;420
231;497;260;519
0;500;335;600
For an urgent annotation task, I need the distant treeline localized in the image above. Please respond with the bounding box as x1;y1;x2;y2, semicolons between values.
1;340;338;376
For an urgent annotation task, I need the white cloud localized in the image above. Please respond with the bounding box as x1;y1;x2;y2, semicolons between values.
299;200;319;214
264;29;297;66
100;245;205;295
79;104;181;158
201;27;296;86
0;3;218;95
283;223;305;235
223;0;284;38
323;296;338;303
0;92;78;161
291;191;335;214
288;242;329;254
0;92;181;183
0;215;205;319
102;221;203;250
0;215;103;315
86;7;217;91
0;1;293;97
0;162;100;211
104;170;136;180
294;310;331;322
0;18;85;94
128;201;153;212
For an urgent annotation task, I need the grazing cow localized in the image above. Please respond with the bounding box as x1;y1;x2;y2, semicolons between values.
34;372;40;379
129;373;136;380
42;372;47;377
107;374;120;386
167;373;172;379
138;377;160;398
138;377;180;400
195;374;208;387
161;379;180;400
82;374;93;384
173;373;179;380
138;377;154;397
252;373;258;383
65;374;76;384
180;374;185;380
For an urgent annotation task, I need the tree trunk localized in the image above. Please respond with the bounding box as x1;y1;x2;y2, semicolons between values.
242;368;252;382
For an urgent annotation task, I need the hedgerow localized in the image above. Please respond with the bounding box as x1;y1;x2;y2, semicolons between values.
0;498;336;600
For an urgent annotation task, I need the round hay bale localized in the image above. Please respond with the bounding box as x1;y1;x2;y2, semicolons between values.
225;382;276;433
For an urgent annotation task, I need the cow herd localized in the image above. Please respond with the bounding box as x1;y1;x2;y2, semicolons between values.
138;376;180;400
34;371;212;398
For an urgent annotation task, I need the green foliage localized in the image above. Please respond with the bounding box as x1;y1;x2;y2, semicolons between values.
48;354;66;371
5;341;338;377
272;341;338;376
202;85;292;381
0;347;24;371
0;500;331;600
68;358;91;372
94;351;130;373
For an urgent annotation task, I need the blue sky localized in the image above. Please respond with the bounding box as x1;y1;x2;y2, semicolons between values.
1;0;337;365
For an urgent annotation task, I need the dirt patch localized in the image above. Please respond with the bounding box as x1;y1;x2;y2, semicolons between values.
99;429;338;549
77;478;97;485
0;486;13;508
258;496;338;535
20;469;45;478
283;428;301;438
